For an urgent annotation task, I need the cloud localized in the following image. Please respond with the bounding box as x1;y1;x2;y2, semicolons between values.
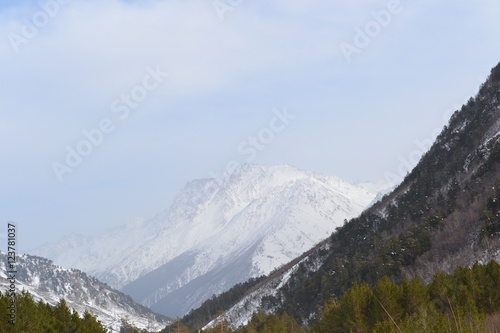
1;0;500;250
1;0;344;99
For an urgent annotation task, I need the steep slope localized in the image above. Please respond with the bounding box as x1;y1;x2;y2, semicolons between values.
0;253;170;332
34;164;391;317
191;61;500;329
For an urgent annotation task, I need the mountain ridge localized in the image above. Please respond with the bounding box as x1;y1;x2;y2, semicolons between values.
0;252;170;332
33;163;392;317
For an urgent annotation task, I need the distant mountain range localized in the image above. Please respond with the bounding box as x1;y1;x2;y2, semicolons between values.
34;164;392;317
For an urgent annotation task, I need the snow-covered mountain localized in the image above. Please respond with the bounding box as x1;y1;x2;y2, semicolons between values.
34;164;392;317
0;253;170;332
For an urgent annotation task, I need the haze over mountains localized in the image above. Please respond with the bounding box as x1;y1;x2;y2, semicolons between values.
11;61;500;332
34;164;392;317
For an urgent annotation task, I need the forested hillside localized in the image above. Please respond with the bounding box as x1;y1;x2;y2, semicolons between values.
273;61;500;322
173;61;500;330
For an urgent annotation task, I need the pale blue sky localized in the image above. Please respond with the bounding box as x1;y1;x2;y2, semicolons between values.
1;0;499;252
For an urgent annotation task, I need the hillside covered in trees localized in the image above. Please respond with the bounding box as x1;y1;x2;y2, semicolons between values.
161;261;500;332
169;61;500;331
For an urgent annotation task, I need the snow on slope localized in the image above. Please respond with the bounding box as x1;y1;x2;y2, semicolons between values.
0;253;170;332
204;241;332;330
33;164;392;316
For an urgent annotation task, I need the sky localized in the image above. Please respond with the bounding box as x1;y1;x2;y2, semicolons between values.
1;0;499;253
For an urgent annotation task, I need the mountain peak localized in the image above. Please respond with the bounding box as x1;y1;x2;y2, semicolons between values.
33;164;392;317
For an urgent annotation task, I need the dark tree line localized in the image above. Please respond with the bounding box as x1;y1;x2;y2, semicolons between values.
0;291;107;333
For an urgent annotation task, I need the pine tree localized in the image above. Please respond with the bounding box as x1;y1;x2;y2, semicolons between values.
172;318;190;333
373;276;403;326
